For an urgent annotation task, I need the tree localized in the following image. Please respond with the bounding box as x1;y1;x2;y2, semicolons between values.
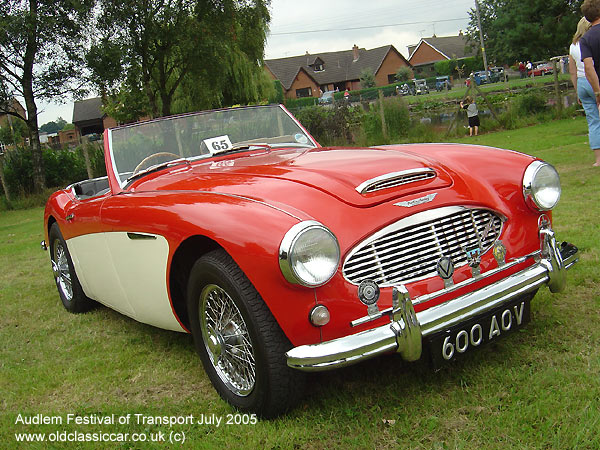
395;67;413;82
0;0;93;193
89;0;271;119
465;0;581;65
359;68;376;89
39;117;67;134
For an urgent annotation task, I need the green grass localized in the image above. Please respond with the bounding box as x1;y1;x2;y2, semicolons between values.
1;116;599;448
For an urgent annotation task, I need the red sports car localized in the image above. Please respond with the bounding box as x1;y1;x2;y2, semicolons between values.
43;105;578;417
528;62;554;77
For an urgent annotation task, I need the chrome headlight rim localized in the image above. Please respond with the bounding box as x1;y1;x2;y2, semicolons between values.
279;221;340;288
523;160;561;211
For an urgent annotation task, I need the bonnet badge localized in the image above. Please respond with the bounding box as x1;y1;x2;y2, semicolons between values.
394;193;437;208
436;256;454;288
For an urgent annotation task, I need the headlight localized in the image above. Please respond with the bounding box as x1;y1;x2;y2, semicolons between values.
279;221;340;287
523;161;561;211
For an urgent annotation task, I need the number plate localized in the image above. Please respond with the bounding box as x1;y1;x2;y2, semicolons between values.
426;297;531;370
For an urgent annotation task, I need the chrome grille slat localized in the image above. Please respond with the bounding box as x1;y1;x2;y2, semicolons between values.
343;207;504;286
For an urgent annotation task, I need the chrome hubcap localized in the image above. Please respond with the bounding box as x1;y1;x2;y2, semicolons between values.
200;284;255;396
52;240;73;301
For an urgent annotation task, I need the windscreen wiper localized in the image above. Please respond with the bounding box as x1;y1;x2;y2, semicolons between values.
125;158;190;184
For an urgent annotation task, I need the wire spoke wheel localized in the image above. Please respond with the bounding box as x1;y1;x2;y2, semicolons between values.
52;239;73;302
200;284;256;397
48;223;95;314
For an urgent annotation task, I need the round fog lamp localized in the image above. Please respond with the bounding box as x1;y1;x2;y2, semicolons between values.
310;305;330;327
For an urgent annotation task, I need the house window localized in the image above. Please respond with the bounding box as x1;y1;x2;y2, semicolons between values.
314;63;324;72
296;87;312;98
388;74;397;84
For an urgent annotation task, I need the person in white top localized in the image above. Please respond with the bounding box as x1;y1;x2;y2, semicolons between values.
570;16;600;165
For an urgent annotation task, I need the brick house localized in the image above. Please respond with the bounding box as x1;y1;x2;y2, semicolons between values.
407;32;475;77
0;99;27;152
0;98;26;128
264;44;412;99
72;97;118;138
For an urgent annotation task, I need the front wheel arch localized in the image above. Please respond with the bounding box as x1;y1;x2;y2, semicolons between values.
169;235;223;330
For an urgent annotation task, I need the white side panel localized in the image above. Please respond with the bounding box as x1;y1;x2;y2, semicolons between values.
68;233;135;316
105;233;184;332
67;232;185;332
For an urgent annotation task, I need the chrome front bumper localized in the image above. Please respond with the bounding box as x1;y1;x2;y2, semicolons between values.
286;227;579;371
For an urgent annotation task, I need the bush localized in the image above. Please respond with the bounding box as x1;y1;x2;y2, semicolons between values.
359;68;376;89
515;91;547;115
294;105;363;146
395;67;413;82
269;80;285;104
360;97;411;145
383;97;411;138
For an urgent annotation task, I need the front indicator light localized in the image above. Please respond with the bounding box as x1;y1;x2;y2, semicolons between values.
310;305;330;327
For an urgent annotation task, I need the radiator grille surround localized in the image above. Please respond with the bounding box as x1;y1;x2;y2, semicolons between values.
342;206;505;286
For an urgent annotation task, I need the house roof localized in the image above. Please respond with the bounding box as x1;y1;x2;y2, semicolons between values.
265;45;410;90
408;34;475;62
72;97;104;123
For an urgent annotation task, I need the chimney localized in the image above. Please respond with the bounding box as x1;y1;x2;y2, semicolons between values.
352;44;359;62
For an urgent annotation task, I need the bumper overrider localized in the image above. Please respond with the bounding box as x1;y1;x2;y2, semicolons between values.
286;226;579;371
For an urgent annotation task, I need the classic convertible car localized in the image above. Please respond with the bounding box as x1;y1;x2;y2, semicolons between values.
43;105;578;417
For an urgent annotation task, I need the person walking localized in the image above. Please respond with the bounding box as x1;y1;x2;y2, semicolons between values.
569;17;600;167
526;61;533;77
580;0;600;166
460;96;480;136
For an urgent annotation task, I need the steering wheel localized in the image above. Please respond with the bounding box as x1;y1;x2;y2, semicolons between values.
133;152;180;174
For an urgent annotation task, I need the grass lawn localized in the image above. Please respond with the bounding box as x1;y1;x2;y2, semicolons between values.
1;116;598;448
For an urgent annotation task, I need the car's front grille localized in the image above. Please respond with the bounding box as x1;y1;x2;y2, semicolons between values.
343;207;504;286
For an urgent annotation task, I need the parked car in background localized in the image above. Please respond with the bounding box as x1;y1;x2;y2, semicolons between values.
435;76;452;91
396;83;415;96
414;79;429;95
473;71;489;85
529;62;553;77
489;67;505;83
318;90;335;105
43;104;579;418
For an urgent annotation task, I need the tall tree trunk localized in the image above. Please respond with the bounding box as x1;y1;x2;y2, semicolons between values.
23;0;45;193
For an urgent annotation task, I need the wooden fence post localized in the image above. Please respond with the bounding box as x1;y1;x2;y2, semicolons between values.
82;143;93;180
378;90;388;141
0;152;11;202
553;59;562;113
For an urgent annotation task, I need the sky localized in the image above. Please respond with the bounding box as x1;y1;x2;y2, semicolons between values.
36;0;475;126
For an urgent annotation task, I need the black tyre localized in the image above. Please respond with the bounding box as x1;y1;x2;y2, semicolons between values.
187;249;305;418
49;223;96;313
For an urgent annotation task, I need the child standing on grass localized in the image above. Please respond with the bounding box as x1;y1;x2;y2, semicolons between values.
460;96;480;136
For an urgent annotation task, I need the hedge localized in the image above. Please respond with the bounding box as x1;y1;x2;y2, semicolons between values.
1;145;105;197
